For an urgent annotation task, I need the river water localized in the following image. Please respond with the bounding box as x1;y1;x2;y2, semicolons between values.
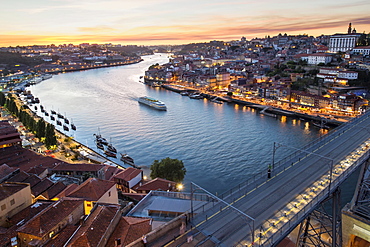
29;53;358;201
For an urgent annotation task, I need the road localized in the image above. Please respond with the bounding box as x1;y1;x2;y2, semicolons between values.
189;112;370;246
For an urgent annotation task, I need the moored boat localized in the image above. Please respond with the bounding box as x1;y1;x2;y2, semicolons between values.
104;150;117;158
138;96;167;111
189;93;203;99
120;153;140;169
96;141;104;150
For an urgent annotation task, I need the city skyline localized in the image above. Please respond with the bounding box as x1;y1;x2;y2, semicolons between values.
1;0;370;46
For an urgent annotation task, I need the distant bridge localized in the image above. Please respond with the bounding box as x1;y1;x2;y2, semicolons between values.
186;111;370;246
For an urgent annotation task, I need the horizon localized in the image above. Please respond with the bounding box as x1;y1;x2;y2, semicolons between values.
1;0;370;47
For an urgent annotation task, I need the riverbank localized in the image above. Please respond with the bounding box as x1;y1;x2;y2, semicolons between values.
161;84;347;127
0;100;123;169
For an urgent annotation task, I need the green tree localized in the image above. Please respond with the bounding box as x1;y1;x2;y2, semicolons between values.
0;92;5;106
45;123;57;148
36;119;46;139
150;157;186;182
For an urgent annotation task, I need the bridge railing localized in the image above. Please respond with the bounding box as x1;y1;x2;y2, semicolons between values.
218;111;370;202
251;143;370;246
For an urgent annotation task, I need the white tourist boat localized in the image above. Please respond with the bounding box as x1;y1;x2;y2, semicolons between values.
138;96;167;111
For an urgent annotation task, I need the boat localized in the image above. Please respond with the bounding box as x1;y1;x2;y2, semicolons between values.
96;141;104;150
56;120;62;126
210;97;223;104
138;96;167;111
93;133;108;145
107;144;117;153
51;110;56;115
71;123;76;131
120;153;134;163
180;91;189;96
57;113;64;119
63;125;69;131
104;150;117;158
189;93;203;99
50;115;55;120
64;118;69;124
45;112;49;117
34;106;38;111
120;153;140;168
107;138;117;153
312;119;330;129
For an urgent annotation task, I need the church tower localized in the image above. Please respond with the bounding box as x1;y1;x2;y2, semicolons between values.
348;23;352;34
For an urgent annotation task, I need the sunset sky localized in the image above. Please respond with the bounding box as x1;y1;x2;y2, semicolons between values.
1;0;370;46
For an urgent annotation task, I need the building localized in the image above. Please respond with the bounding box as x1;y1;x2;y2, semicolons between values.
0;121;22;149
307;53;333;65
134;177;178;194
0;182;32;226
329;23;362;52
51;163;106;180
352;46;370;56
65;177;118;215
64;204;121;247
16;199;84;247
113;167;142;193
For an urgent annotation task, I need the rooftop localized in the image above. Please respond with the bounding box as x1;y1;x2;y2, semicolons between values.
0;182;30;201
66;177;116;201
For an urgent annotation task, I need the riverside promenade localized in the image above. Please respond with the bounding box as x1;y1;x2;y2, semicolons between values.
0;103;122;168
161;84;348;127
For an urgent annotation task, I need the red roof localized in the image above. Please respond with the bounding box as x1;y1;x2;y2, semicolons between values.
66;178;116;201
16;199;84;237
114;167;142;181
52;163;104;172
135;178;177;192
106;216;151;246
65;204;121;246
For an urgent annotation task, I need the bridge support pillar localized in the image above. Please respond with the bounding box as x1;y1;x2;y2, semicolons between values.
342;158;370;247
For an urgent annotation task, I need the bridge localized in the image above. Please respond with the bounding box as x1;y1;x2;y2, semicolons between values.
184;111;370;246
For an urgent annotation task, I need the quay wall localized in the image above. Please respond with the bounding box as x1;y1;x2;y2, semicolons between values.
160;84;343;127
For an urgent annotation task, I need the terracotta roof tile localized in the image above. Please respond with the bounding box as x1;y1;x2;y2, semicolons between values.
0;164;18;180
0;182;30;201
31;177;54;197
114;167;142;181
66;204;121;247
23;174;41;187
6;170;30;182
41;181;67;199
53;183;79;199
43;225;78;247
67;178;116;201
52;163;105;172
135;178;177;192
106;216;151;246
17;199;84;237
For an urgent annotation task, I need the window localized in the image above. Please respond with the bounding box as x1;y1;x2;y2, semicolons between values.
10;199;15;206
108;191;111;197
1;204;6;211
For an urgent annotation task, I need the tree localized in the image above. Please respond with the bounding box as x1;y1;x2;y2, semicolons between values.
45;123;57;148
0;92;5;106
150;157;186;182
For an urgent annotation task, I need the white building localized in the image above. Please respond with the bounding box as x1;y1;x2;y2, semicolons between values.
307;53;332;65
329;34;361;52
352;46;370;56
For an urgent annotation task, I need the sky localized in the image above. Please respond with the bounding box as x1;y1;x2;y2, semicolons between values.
1;0;370;46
